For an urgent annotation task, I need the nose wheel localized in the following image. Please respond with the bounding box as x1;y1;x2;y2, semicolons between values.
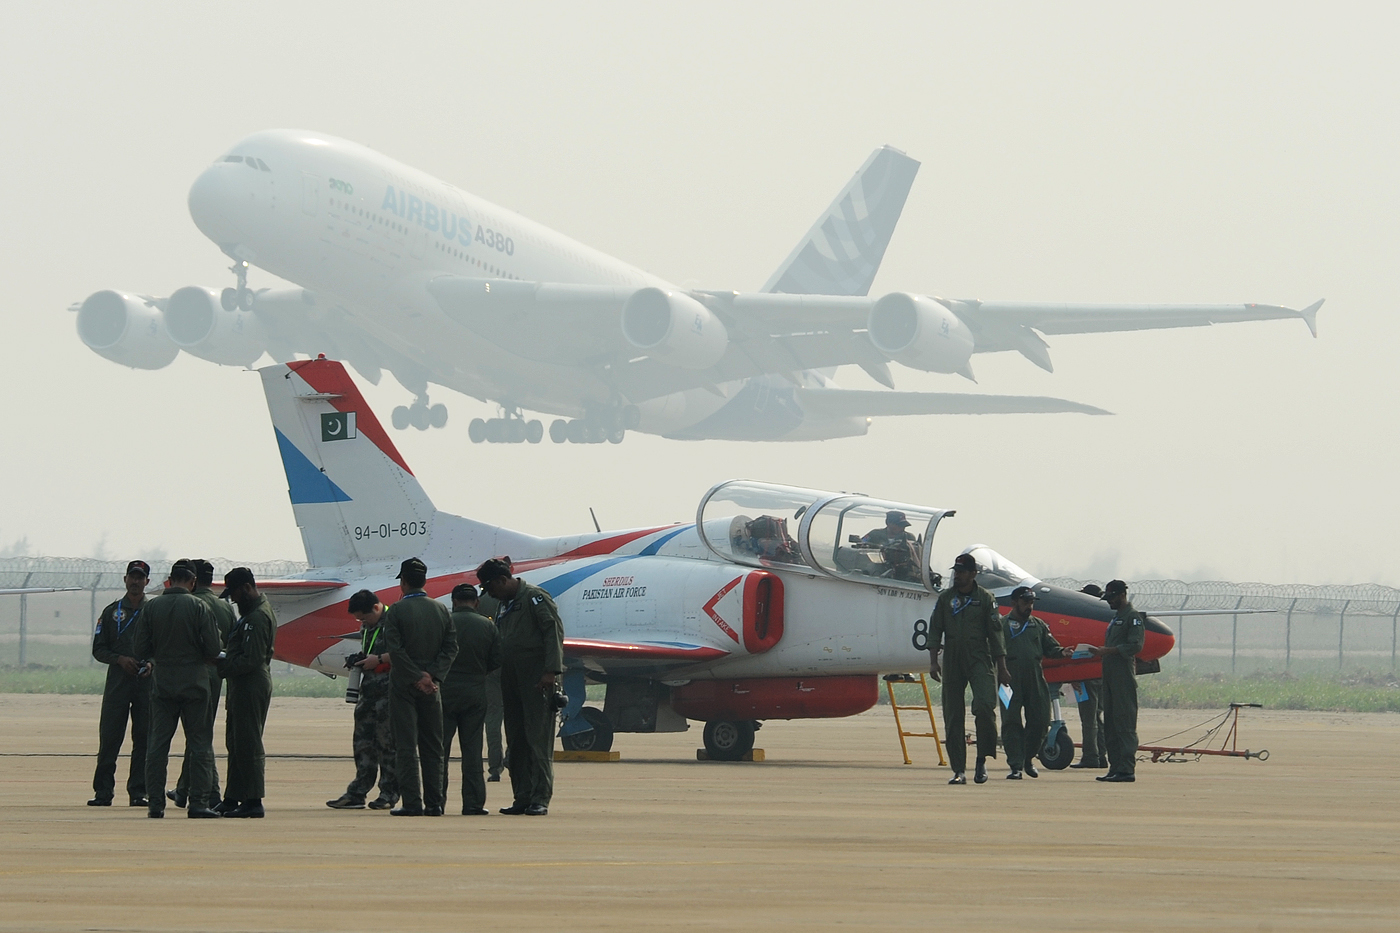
220;260;255;311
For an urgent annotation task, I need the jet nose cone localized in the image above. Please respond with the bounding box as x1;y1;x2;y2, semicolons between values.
188;164;246;245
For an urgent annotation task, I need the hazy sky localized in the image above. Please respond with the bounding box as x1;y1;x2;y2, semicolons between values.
2;3;1396;586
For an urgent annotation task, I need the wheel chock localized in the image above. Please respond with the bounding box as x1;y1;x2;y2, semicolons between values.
553;750;621;762
696;749;765;762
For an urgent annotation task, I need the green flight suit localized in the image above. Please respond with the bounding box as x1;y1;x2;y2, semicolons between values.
175;586;235;801
219;594;276;802
929;584;1006;773
383;591;457;810
91;594;152;803
1102;600;1146;777
1075;679;1106;767
1000;614;1064;772
134;589;221;813
442;608;502;810
496;580;565;808
477;593;506;778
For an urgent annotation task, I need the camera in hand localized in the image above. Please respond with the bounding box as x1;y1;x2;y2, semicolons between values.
545;687;569;712
135;660;151;677
343;651;367;670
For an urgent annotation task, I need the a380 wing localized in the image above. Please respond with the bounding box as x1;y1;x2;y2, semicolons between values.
795;387;1110;418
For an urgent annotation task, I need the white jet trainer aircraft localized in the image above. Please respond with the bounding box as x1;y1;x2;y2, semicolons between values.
75;131;1321;444
255;358;1176;761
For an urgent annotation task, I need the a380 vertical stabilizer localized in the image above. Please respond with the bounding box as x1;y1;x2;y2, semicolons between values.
260;359;535;571
762;146;920;296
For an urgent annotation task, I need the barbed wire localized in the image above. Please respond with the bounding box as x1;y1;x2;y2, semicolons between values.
0;557;308;591
1044;577;1400;618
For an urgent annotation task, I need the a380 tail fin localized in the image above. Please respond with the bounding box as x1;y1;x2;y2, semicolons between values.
259;358;527;570
762;145;920;297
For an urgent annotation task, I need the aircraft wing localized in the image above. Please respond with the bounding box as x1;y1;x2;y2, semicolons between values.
795;386;1110;418
0;587;83;596
966;299;1323;338
565;637;730;677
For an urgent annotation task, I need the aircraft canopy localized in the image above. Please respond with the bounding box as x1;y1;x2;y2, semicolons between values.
696;480;955;592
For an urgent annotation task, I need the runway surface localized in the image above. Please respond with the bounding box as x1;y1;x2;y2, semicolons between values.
1;694;1395;931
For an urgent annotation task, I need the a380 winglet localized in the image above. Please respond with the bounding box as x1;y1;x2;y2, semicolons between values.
1299;299;1324;338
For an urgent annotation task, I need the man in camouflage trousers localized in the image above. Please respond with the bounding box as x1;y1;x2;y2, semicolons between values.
327;590;398;810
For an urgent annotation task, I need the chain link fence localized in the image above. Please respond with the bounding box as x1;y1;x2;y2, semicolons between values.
1047;578;1400;673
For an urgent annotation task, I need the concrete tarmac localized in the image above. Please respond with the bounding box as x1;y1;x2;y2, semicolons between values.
1;694;1396;931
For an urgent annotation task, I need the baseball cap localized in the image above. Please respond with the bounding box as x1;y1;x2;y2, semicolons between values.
1102;579;1128;598
952;553;978;572
1010;585;1036;601
220;566;256;598
451;583;479;602
885;510;910;527
396;557;427;579
126;560;150;578
475;558;512;583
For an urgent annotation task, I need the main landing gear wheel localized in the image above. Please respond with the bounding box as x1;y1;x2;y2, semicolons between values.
393;399;449;432
702;720;756;761
1038;728;1075;771
560;707;614;753
468;416;544;444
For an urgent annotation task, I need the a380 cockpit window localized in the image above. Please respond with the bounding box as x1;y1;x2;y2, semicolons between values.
223;155;243;163
223;154;270;172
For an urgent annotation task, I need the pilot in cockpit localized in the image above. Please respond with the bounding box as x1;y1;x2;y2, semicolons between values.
860;511;922;582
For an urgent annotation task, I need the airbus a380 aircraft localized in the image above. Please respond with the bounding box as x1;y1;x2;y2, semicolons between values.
76;130;1321;444
255;357;1177;761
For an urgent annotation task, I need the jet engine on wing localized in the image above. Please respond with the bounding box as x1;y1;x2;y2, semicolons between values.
165;285;267;367
76;290;179;370
621;287;729;370
867;292;976;376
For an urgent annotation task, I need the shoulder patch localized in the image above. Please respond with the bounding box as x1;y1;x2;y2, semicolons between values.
531;596;542;605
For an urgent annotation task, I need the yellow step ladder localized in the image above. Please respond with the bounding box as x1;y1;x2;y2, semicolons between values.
885;673;946;766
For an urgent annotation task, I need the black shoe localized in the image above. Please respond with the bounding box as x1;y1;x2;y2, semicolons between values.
487;774;501;783
213;799;239;814
524;804;548;816
208;795;222;809
224;801;265;818
390;806;424;817
1100;772;1135;783
425;806;444;817
129;796;149;807
1006;770;1022;780
326;794;366;810
974;760;988;784
187;806;221;819
1025;764;1039;778
367;797;395;810
87;798;112;807
499;803;528;814
166;789;188;809
1069;760;1099;769
147;808;164;818
947;773;966;785
461;807;490;815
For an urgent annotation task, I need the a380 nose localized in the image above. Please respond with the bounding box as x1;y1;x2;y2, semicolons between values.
187;164;246;247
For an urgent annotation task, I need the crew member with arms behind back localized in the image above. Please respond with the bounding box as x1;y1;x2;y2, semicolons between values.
89;559;154;808
135;560;222;819
1088;579;1146;783
475;558;564;816
170;559;236;810
928;552;1011;786
382;558;457;817
218;567;277;817
442;583;502;815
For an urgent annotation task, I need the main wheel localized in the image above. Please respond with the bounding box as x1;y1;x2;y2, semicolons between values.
428;404;448;429
392;406;410;430
560;707;614;752
409;405;431;431
549;419;569;443
526;419;544;444
1038;726;1075;771
703;720;756;761
468;418;487;443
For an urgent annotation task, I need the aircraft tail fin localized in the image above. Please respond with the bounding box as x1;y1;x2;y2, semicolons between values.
762;145;920;296
259;358;526;570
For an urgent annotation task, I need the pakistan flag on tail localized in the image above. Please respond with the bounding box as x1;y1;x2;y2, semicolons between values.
322;411;357;442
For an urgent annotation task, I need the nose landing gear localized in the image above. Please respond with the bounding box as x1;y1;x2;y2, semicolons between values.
220;260;256;312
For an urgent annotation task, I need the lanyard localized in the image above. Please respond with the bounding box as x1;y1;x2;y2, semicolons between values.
401;592;427;600
113;601;141;637
951;594;973;616
363;626;380;654
1008;618;1031;639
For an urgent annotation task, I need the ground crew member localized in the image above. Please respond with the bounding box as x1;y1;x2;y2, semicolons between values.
442;584;502;814
134;561;222;818
929;552;1011;785
382;558;457;817
1001;586;1073;779
476;558;565;816
1088;579;1145;783
1071;584;1108;770
326;590;399;810
88;559;154;808
218;567;277;817
170;559;236;809
479;589;507;782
